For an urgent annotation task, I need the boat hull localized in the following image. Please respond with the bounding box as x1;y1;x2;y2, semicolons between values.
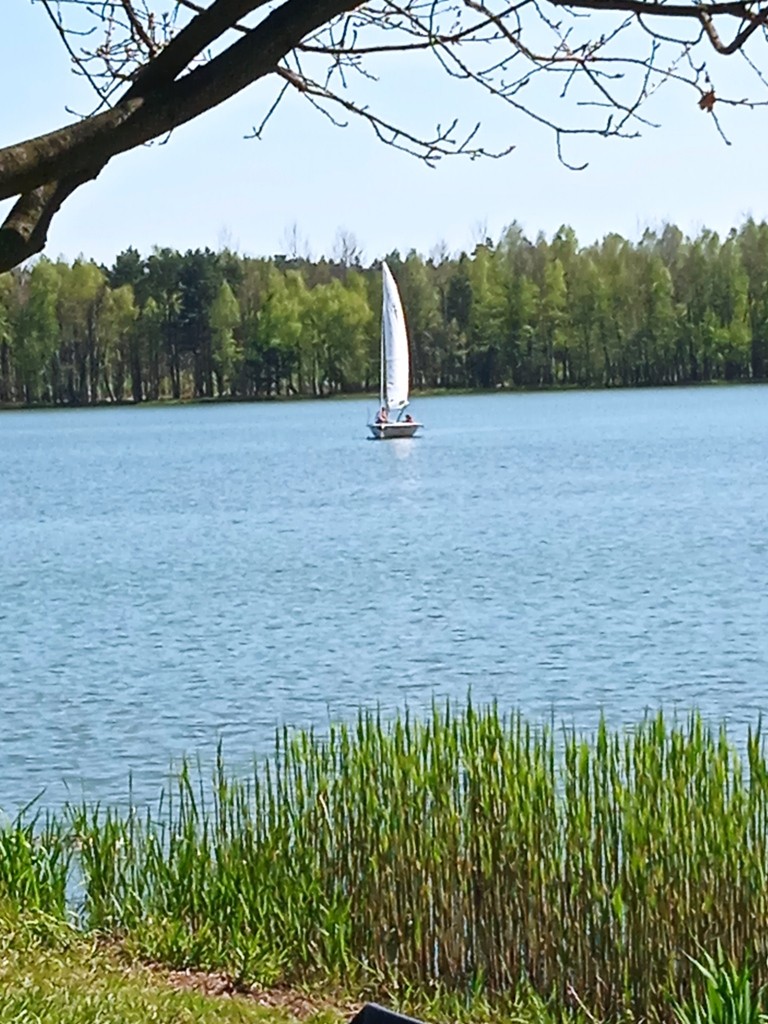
368;421;421;440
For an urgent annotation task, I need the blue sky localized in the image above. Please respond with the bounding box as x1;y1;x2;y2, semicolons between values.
2;0;768;266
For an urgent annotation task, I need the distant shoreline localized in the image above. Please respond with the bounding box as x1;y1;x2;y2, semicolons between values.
1;376;764;413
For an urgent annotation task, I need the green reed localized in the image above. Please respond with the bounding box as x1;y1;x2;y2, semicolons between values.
0;808;70;918
25;706;768;1019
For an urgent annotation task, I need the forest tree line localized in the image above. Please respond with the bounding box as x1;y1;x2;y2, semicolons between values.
2;219;768;406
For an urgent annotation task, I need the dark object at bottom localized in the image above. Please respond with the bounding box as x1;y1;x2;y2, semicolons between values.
349;1005;428;1024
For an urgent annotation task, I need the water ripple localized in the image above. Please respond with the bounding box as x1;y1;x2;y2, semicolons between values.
1;388;768;810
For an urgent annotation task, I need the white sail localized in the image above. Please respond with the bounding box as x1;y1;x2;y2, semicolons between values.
381;262;410;410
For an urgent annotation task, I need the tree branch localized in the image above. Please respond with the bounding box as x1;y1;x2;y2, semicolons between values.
2;0;767;274
0;0;367;267
548;0;761;18
0;171;99;273
0;0;364;202
548;0;768;56
125;0;272;96
120;0;160;55
697;6;768;53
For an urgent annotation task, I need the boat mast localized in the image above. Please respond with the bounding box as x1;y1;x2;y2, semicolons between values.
380;267;386;410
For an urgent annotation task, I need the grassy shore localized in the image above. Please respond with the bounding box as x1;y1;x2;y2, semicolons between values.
1;907;761;1024
0;907;555;1024
2;705;768;1022
0;907;343;1024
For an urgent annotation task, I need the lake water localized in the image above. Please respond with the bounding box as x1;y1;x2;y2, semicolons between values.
1;387;767;813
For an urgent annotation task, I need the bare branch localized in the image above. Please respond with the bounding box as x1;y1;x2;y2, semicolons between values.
698;6;768;54
1;0;767;272
548;0;760;19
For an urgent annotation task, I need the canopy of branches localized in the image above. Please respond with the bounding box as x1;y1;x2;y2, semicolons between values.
0;0;766;273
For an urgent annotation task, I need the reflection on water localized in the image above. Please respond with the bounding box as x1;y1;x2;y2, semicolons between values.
1;387;767;811
390;437;418;460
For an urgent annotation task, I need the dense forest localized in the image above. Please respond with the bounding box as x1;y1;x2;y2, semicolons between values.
2;219;768;406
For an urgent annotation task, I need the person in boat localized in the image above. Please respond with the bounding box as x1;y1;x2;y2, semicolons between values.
376;406;388;424
404;414;413;423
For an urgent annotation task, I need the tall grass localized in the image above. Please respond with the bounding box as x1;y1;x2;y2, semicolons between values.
59;705;768;1019
0;808;70;918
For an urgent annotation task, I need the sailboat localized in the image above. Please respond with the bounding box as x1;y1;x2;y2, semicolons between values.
368;261;422;439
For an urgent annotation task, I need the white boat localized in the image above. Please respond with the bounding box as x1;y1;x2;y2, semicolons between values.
368;262;422;440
